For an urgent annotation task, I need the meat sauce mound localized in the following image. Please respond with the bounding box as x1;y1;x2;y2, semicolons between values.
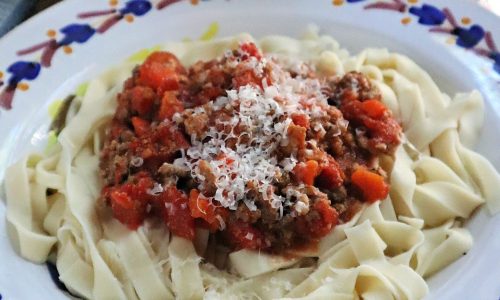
99;43;401;254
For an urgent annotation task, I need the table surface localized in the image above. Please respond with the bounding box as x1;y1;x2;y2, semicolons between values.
33;0;61;12
0;0;60;37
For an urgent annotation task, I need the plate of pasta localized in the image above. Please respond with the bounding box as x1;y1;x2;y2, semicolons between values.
0;0;499;299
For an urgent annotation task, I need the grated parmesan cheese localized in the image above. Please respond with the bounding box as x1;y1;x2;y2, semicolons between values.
147;182;164;196
165;202;173;212
130;156;144;167
174;49;332;213
215;215;226;230
294;201;309;215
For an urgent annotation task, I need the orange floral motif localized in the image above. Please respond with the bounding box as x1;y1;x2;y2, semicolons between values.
63;46;73;54
125;15;135;22
401;17;412;25
461;17;471;25
17;83;29;91
46;29;56;38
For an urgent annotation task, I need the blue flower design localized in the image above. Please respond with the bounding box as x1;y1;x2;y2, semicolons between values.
490;52;500;74
409;4;446;25
59;24;96;46
452;25;485;48
120;0;152;16
7;61;41;85
1;61;41;109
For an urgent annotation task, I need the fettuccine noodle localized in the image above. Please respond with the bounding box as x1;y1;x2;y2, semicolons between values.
5;30;500;300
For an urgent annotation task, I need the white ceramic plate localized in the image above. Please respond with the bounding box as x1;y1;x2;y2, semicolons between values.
0;0;499;299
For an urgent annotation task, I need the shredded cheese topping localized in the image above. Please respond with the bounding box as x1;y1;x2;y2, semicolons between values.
175;51;331;212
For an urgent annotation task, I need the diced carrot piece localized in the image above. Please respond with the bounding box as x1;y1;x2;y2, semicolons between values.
291;113;310;129
131;116;149;136
351;168;389;203
361;99;387;119
293;160;320;186
157;91;183;121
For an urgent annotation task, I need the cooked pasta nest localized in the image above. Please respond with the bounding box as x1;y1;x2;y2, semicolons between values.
4;29;500;300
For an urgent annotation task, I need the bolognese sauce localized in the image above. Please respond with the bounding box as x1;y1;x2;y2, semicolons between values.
99;43;401;253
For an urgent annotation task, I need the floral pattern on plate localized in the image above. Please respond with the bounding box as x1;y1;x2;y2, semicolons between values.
0;0;498;112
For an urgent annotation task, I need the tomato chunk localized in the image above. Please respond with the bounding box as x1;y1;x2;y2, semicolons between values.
240;42;262;60
233;69;261;88
293;160;320;186
362;117;401;147
340;96;401;153
144;52;185;74
316;159;344;190
361;99;387;119
189;190;228;232
139;64;179;92
131;116;149;137
138;51;185;93
226;220;265;250
351;168;389;203
291;113;310;129
160;186;195;240
296;199;338;239
106;174;154;229
109;190;144;229
129;86;155;116
157;91;183;121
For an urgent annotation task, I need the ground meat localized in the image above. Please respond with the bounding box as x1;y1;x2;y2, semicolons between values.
326;71;402;156
282;124;306;156
198;160;217;196
333;71;381;102
183;111;209;138
98;45;401;254
274;170;291;189
234;202;261;223
333;198;363;222
158;163;190;178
